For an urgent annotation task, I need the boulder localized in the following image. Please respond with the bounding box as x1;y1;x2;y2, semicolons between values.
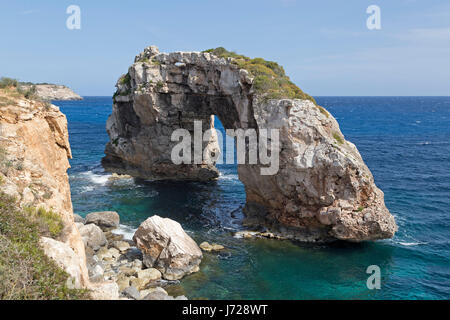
142;288;187;300
130;277;148;290
142;291;172;300
78;223;107;251
89;281;119;300
133;216;202;280
74;214;85;224
140;286;167;298
122;286;140;300
119;266;137;277
113;240;130;252
85;211;120;230
137;268;162;282
116;274;132;291
89;264;104;278
39;237;84;289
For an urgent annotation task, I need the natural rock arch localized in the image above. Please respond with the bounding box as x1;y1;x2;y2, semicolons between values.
102;46;397;242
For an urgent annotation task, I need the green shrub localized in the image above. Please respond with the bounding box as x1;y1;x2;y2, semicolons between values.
22;206;64;239
333;132;344;145
119;73;131;86
151;58;161;66
17;85;37;99
0;192;89;299
203;47;317;104
0;77;18;88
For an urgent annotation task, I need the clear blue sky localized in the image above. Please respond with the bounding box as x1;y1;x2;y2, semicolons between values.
1;0;449;96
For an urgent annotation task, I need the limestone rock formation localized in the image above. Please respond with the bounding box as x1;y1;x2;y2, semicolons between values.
103;46;397;242
240;99;397;241
18;83;82;101
0;88;90;284
133;215;203;280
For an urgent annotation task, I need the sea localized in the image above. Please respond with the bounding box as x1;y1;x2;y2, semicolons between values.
53;96;450;300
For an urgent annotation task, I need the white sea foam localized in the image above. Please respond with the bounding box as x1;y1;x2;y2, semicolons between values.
112;224;137;240
80;185;94;193
80;171;111;186
398;241;427;246
219;173;239;181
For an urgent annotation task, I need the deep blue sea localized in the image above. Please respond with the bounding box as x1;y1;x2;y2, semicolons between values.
53;96;450;300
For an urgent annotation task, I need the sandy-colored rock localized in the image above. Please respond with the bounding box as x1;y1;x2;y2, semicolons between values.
130;277;148;290
89;281;119;300
78;223;107;251
200;241;225;252
133;215;202;280
0;90;89;285
137;268;162;281
140;286;168;298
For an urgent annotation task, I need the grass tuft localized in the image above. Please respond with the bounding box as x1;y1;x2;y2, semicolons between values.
333;132;344;145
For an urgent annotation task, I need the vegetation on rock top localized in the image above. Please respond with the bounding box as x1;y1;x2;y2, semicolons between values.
203;47;317;104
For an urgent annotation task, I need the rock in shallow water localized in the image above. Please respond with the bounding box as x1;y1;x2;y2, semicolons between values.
199;241;225;252
133;215;202;280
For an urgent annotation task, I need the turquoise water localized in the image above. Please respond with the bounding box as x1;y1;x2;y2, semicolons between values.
55;96;450;300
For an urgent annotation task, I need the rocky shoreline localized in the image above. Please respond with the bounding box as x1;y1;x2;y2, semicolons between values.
75;211;223;300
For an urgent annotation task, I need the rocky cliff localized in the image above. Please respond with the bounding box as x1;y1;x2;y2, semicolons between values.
102;46;397;242
0;87;89;286
19;83;82;101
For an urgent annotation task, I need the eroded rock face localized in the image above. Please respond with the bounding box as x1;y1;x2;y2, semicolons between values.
85;211;120;231
240;99;397;241
102;45;253;180
0;91;90;284
104;46;397;242
133;215;202;280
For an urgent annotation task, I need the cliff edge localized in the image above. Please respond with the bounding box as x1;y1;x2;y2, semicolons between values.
19;83;82;101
